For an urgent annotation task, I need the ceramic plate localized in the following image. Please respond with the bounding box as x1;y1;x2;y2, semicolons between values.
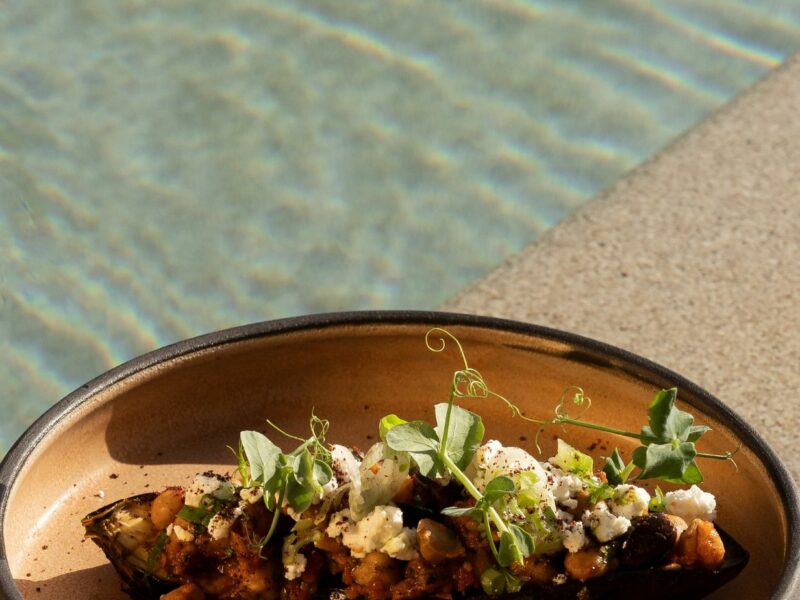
0;312;797;599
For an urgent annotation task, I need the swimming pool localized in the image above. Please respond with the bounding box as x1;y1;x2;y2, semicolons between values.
2;0;799;453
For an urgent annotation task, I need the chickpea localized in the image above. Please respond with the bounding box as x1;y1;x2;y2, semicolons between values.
417;518;465;564
564;546;616;581
151;487;185;530
510;555;557;585
675;519;725;570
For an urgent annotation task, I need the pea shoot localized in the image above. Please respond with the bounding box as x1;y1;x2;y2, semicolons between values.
236;415;334;552
381;328;738;594
229;327;737;595
539;386;739;485
382;329;536;592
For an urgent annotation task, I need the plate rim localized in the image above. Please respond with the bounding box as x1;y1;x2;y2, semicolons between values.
1;309;797;599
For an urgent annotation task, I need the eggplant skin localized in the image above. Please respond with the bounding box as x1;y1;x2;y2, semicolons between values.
83;494;179;600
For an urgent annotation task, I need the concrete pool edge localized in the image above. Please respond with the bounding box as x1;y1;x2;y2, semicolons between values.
443;52;800;474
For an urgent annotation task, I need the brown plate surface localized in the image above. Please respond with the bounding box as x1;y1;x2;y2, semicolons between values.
0;312;797;599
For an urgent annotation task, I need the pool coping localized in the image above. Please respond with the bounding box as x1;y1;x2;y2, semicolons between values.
443;51;800;599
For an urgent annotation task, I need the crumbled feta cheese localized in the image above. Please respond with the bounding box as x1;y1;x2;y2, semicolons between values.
664;485;717;522
326;509;353;539
583;501;631;542
330;445;361;485
470;441;548;492
185;473;225;507
172;524;195;542
284;553;307;581
240;486;263;504
381;527;419;561
327;505;408;559
609;484;650;520
552;473;586;506
95;490;105;499
207;512;236;540
559;520;587;553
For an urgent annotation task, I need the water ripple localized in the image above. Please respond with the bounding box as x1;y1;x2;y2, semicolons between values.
1;0;800;452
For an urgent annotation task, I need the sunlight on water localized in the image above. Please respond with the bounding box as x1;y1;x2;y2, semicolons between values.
1;0;799;452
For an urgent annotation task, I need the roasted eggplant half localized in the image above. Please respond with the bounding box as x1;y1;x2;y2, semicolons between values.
82;335;748;599
83;485;748;600
83;493;179;599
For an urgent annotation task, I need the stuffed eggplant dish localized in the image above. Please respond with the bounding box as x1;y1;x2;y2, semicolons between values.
83;330;748;600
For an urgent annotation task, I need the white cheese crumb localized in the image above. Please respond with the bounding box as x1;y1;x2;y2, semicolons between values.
609;484;651;520
381;528;419;561
664;485;717;522
551;473;586;506
559;520;587;553
184;473;225;507
284;553;307;581
172;524;195;542
95;490;105;499
207;512;236;540
240;486;263;504
326;509;353;539
583;501;631;542
470;441;547;492
330;445;361;485
327;505;409;559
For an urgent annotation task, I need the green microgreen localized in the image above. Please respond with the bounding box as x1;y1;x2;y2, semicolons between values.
533;386;738;485
176;504;214;527
649;486;667;512
384;328;535;580
145;531;168;577
236;413;335;553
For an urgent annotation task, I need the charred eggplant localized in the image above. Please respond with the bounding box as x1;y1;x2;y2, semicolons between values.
83;493;179;599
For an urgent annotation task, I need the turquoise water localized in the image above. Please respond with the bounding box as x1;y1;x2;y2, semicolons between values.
2;1;800;453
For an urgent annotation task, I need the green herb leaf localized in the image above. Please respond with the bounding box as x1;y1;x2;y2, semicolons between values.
145;532;168;576
603;448;635;485
497;525;534;567
240;430;282;484
434;403;485;470
483;476;516;503
640;388;710;446
649;486;666;512
441;505;479;518
379;414;407;442
550;439;593;477
603;448;626;485
480;567;506;596
633;442;703;484
262;462;290;510
286;449;319;513
385;421;442;477
479;567;522;596
176;505;213;526
313;459;333;487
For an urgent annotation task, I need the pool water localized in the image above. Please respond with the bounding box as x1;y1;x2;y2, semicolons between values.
1;1;799;453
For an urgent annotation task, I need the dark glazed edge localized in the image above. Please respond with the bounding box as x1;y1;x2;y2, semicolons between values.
0;310;797;599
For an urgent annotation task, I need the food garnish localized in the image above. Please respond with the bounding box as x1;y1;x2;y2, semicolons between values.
83;329;747;599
